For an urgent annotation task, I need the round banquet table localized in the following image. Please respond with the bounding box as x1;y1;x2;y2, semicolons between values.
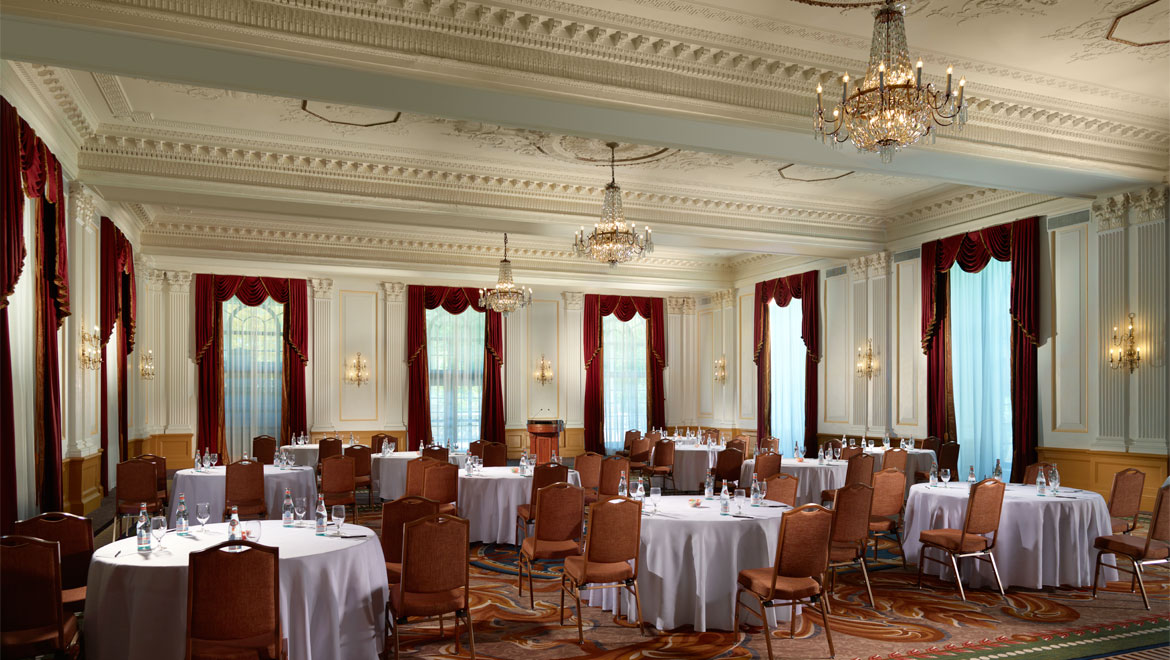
283;443;359;468
168;465;318;527
84;520;387;660
864;447;936;485
736;459;847;506
903;482;1117;589
670;444;722;492
458;466;580;544
372;451;469;501
583;495;795;631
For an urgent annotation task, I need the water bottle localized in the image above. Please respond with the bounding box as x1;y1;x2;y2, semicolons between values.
817;445;825;465
1049;464;1060;493
992;458;1003;482
750;478;761;507
552;447;560;465
175;493;189;536
1036;468;1048;496
282;488;294;527
929;463;938;487
349;432;355;446
193;448;202;472
704;470;714;499
967;465;976;484
228;506;241;541
719;481;730;515
617;471;628;497
315;495;327;536
136;503;151;552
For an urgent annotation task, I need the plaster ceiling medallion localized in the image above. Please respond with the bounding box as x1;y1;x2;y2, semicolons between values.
298;100;402;127
776;163;854;182
536;136;676;166
1107;0;1169;47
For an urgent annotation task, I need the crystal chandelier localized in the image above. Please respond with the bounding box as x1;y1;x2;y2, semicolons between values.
344;352;369;387
573;142;653;267
478;233;532;316
812;0;967;163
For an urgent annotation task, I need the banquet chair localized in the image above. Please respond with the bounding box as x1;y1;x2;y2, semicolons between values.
422;446;449;463
482;442;508;468
821;453;875;505
827;482;876;611
519;483;585;608
882;448;908;473
560;496;644;643
727;438;747;457
764;473;799;507
186;540;285;660
574;452;603;503
643;439;676;492
115;459;165;538
422;462;460;515
381;496;440;585
516;462;570;544
345;444;374;505
628;436;653;472
734;504;835;660
644;430;663;444
13;513;93;612
252;435;277;465
839;446;862;461
617;430;640;458
405;457;441;497
467;441;485;460
316;437;342;477
372;433;395;454
1107;468;1146;534
756;436;777;455
916;478;1007;602
1091;484;1169;610
598;457;629;498
918;436;942;454
136;453;170;508
868;468;908;567
754;453;782;481
823;438;843;452
714;447;744;490
321;455;357;508
915;441;958;484
387;515;475;660
1022;462;1056;486
224;459;268;520
702;428;721;445
0;535;82;659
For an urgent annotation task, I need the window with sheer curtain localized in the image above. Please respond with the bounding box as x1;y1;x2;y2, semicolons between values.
222;296;284;461
950;258;1013;480
602;314;648;454
427;307;485;451
769;301;806;458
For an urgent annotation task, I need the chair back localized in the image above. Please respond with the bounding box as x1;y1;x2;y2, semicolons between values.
840;446;862;460
651;440;675;468
251;436;277;465
534;482;585;544
830;483;874;549
468;441;486;459
1022;462;1055;485
321;455;356;500
421;462;459;507
584;497;641;566
623;430;641;453
186;540;279;659
714;447;744;481
1147;485;1170;548
136;453;167;494
938;442;960;474
824;438;843;451
1108;468;1146;520
116;459;160;508
870;468;906;518
401;515;469;597
774;504;833;579
371;433;393;453
13;513;92;590
727;438;747;456
422;446;449;463
405;457;440;497
317;437;342;463
482;442;508;468
629;436;653;464
598;457;629;496
225;460;265;507
702;428;720;444
344;444;373;479
0;535;66;646
764;473;798;506
644;430;663;444
574;452;603;492
844;453;875;487
756;436;777;454
754;453;782;480
530;463;570;502
882;448;908;473
963;478;1006;536
381;496;440;564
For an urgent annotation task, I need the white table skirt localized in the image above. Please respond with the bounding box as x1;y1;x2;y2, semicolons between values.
903;482;1117;589
169;466;318;527
583;495;795;631
671;445;722;492
864;447;936;478
84;521;387;660
283;443;359;468
458;466;580;544
372;452;469;501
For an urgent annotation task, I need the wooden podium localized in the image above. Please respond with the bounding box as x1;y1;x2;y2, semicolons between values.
527;419;564;464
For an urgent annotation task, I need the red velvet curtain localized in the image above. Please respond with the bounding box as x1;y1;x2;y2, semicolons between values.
753;270;820;457
921;216;1039;481
99;217;135;493
405;286;504;450
1;98;25;532
582;294;666;455
194;275;308;457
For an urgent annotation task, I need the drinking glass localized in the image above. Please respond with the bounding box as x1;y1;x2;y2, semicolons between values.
209;453;219;468
245;520;262;543
940;468;951;488
734;489;746;515
294;497;307;524
196;502;211;533
151;516;167;550
649;487;662;514
759;478;768;500
833;447;841;461
331;505;346;535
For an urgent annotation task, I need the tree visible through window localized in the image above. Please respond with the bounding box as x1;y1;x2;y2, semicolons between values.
427;308;485;451
222;296;283;460
602;314;647;454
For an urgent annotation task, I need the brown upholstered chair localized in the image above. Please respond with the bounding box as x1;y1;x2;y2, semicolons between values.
422;462;460;516
422;446;449;463
316;437;342;476
915;441;959;484
598;456;630;499
371;433;394;454
1092;484;1169;610
405;456;440;498
918;436;941;453
754;454;782;481
868;468;908;567
628;436;653;472
482;442;507;468
252;436;277;465
917;478;1007;602
115;459;165;538
320;455;356;508
467;440;486;460
727;438;747;456
345;444;374;505
702;428;721;445
0;535;82;659
749;435;771;454
882;448;908;473
574;452;603;502
519;483;585;608
823;438;843;451
186;540;285;660
827;482;876;610
516;463;570;544
734;504;835;659
617;430;640;458
136;453;169;507
13;513;92;612
1022;462;1056;486
224;459;267;519
839;446;862;461
821;453;875;504
560;496;644;643
381;496;440;585
643;439;676;491
714;447;744;490
387;515;475;659
1108;468;1146;534
764;473;799;507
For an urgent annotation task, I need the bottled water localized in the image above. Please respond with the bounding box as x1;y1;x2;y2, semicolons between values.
992;459;1003;482
817;446;825;465
136;503;151;552
617;471;628;497
1036;469;1048;496
750;478;761;507
704;470;714;499
929;463;938;487
719;482;730;515
282;488;294;527
315;495;328;536
175;493;189;536
1049;464;1060;493
349;432;355;446
967;465;976;483
227;506;241;541
552;447;560;465
193;449;202;472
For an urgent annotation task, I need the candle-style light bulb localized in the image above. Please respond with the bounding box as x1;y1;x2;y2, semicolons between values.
842;74;849;103
915;60;923;89
957;78;965;106
945;66;953;97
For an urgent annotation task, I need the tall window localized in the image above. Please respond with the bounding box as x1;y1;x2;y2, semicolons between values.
10;195;37;516
427;308;484;450
950;258;1013;479
602;314;647;454
223;296;284;460
769;302;806;457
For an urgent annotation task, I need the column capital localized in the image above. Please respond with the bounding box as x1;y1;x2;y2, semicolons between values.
1131;185;1168;225
382;281;406;303
166;271;192;293
310;278;334;299
562;291;584;310
666;295;696;314
848;257;869;280
68;181;98;230
145;269;167;289
867;251;891;277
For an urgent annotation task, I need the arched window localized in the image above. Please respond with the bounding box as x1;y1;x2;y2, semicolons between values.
602;314;647;454
222;296;283;460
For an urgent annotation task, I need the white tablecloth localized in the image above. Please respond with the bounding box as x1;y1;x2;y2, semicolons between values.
864;447;936;477
671;445;722;491
372;452;469;501
903;482;1116;589
458;466;580;544
283;443;359;468
84;520;387;660
168;466;318;527
583;495;795;631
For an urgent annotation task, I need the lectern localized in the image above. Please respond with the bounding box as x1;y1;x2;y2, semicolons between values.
526;419;564;464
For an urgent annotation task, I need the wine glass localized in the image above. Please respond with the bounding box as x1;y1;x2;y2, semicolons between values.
734;489;746;515
195;502;211;533
245;520;262;543
210;453;219;468
294;497;307;524
940;468;951;488
151;516;167;550
649;487;662;514
759;478;768;500
331;505;346;535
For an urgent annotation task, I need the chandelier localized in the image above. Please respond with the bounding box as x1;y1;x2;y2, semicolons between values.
478;233;532;316
572;142;653;267
812;0;967;163
345;352;369;387
1109;313;1141;373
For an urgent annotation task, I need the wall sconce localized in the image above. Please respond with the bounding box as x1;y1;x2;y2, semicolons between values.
344;352;370;387
534;354;554;386
139;349;156;380
1110;313;1141;374
713;355;727;384
856;338;878;380
79;323;102;371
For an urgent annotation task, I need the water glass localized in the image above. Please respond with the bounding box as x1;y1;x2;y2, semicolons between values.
245;520;263;542
196;502;211;532
649;487;662;514
331;505;346;535
940;468;951;488
151;516;167;550
734;489;746;515
209;453;219;468
294;497;307;523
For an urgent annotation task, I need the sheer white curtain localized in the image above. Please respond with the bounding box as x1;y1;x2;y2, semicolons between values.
951;258;1013;480
769;301;806;458
10;195;38;516
602;314;648;454
222;296;284;461
427;308;484;451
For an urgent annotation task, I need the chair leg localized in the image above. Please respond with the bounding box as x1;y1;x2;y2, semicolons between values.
733;587;742;637
986;552;1007;603
789;602;796;638
465;608;476;659
1091;552;1102;599
761;598;775;660
917;547;926;589
859;558;875;609
630;581;646;636
450;612;457;652
1134;560;1150;610
894;529;907;569
527;559;535;610
439;612;444;637
574;586;584;644
391;618;400;660
948;553;966;601
820;593;836;658
559;576;566;625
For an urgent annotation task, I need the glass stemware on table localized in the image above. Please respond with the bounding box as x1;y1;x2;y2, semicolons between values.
649;487;662;514
244;520;263;542
195;502;211;533
331;505;346;535
940;468;951;488
151;516;168;550
295;497;307;525
734;489;746;515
